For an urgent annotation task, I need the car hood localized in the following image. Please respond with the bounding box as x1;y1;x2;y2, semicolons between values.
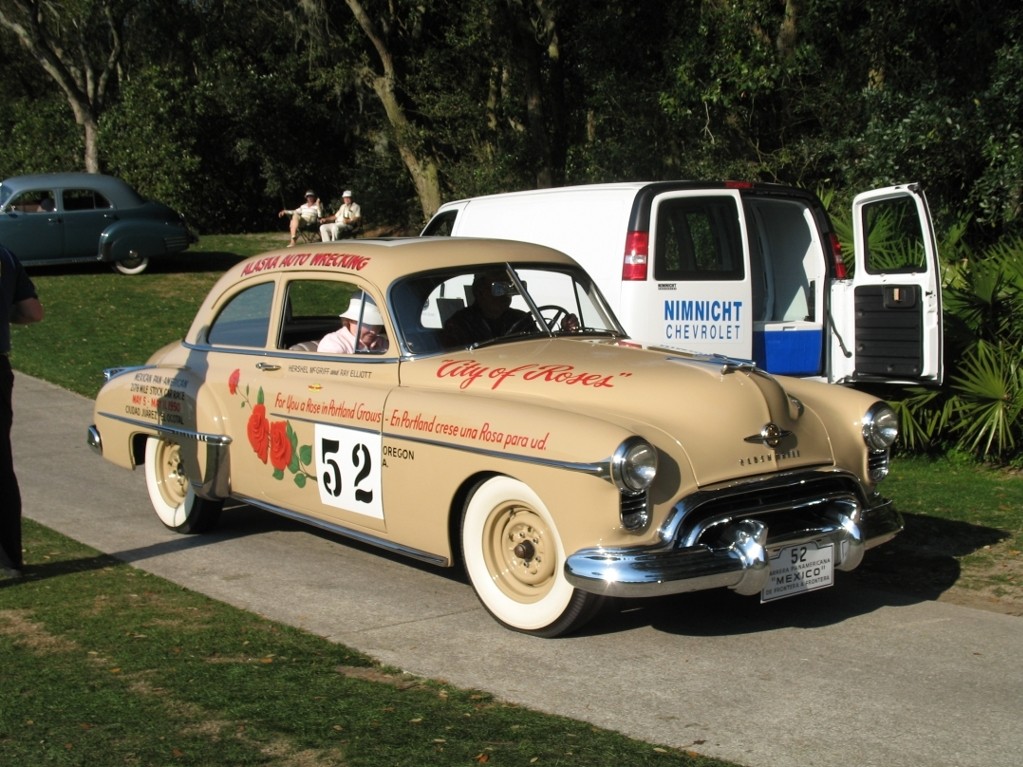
400;338;835;488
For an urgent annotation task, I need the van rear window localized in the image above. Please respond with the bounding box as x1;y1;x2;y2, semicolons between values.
653;197;744;281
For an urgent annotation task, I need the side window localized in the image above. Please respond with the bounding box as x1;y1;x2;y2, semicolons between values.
63;188;113;211
9;189;56;213
207;282;275;348
653;197;744;281
422;210;458;236
278;279;360;350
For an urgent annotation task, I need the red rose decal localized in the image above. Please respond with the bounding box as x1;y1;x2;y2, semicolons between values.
247;404;270;463
231;371;312;486
269;420;292;471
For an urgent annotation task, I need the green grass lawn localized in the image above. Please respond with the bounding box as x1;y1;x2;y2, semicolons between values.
3;233;1020;765
3;522;728;767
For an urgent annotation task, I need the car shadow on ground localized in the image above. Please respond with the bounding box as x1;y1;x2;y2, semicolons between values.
210;504;1011;637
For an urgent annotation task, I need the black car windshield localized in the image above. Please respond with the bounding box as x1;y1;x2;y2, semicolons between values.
390;263;625;355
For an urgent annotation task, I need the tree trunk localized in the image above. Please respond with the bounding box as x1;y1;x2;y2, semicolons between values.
345;0;443;220
0;0;125;173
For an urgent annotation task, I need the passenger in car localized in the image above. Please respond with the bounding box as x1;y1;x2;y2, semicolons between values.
318;297;388;354
441;270;534;346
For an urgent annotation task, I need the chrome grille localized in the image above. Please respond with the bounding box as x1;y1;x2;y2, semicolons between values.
666;472;867;549
620;491;650;530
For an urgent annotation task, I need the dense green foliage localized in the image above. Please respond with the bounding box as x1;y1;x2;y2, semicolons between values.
1;0;1021;242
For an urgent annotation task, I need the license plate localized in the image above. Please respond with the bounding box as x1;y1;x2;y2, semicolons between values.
761;542;835;602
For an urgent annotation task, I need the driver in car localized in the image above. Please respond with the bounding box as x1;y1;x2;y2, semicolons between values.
441;270;535;346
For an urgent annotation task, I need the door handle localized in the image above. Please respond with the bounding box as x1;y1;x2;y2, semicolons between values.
255;362;281;371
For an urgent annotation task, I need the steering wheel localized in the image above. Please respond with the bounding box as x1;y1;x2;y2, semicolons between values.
505;305;573;336
503;302;576;335
536;305;571;330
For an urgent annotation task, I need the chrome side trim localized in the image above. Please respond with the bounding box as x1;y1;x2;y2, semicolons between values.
95;411;232;446
232;493;449;568
181;340;399;366
385;431;614;480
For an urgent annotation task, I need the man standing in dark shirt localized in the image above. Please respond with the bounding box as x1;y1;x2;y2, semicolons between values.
1;244;44;578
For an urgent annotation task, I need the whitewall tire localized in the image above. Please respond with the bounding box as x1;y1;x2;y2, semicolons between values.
461;476;603;637
144;437;222;533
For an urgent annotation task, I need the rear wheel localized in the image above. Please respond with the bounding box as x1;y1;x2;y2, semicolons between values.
145;437;222;533
461;476;603;637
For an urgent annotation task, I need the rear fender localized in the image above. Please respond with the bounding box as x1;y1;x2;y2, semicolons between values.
92;365;231;499
98;220;169;261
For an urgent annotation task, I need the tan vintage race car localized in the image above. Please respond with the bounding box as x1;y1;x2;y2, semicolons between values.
88;238;902;636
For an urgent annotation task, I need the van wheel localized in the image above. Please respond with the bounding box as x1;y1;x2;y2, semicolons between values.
461;476;603;637
145;437;222;533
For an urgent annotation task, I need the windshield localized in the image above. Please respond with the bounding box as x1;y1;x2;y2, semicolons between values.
0;184;12;208
390;262;625;355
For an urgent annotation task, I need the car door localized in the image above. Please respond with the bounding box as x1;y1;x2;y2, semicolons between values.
829;184;943;385
59;186;115;260
202;274;398;535
0;188;62;263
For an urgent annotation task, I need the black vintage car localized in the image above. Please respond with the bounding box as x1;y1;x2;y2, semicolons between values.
0;172;196;274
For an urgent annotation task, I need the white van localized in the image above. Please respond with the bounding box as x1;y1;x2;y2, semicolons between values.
422;181;943;386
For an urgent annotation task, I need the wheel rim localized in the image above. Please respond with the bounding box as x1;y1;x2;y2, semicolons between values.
482;503;557;603
154;440;188;509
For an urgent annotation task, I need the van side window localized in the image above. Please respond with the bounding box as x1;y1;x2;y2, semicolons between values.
422;209;458;236
653;198;744;281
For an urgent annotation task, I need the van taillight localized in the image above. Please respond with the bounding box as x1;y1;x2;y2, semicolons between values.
829;232;848;279
622;230;649;280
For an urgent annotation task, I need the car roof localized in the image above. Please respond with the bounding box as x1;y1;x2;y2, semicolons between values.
219;237;581;291
0;172;143;206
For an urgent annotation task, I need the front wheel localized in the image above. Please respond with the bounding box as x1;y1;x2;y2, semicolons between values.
145;437;222;533
461;476;603;637
112;253;149;275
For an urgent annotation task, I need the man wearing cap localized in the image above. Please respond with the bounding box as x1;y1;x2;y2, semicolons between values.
318;296;388;354
278;190;323;247
319;190;363;242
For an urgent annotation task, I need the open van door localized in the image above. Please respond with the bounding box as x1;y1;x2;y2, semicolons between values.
830;184;943;386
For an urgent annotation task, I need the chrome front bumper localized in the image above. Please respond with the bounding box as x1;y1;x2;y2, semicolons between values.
564;495;902;599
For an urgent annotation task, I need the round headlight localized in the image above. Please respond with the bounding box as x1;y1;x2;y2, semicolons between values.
612;437;658;493
862;403;899;451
